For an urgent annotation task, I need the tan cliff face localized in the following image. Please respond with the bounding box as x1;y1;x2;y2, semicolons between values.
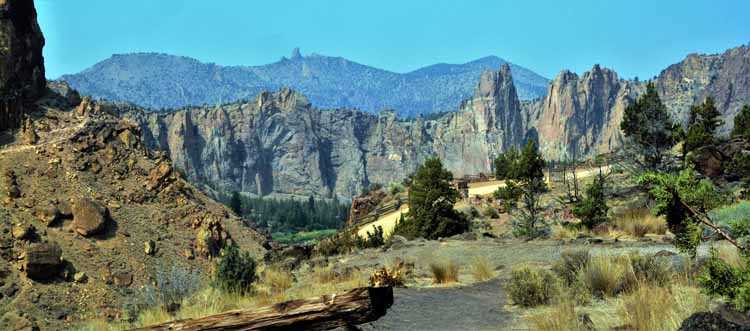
0;0;46;131
528;65;641;159
125;65;526;200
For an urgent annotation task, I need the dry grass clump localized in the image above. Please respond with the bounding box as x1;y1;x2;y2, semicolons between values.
263;267;294;293
470;256;496;281
525;298;591;331
579;255;635;298
550;223;577;240
613;208;667;237
617;283;708;331
552;250;591;285
312;264;339;284
429;259;460;284
505;266;561;307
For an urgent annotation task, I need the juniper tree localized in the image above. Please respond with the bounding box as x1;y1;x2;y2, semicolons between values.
732;105;750;139
394;158;467;239
621;82;681;170
573;169;609;229
684;96;724;154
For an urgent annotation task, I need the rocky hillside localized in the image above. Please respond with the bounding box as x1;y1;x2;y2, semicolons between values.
60;50;549;117
121;45;750;201
0;0;46;131
657;45;750;132
0;2;267;328
0;87;267;331
123;64;526;200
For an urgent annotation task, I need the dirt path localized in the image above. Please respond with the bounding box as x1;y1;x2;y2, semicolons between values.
360;278;513;331
357;205;409;238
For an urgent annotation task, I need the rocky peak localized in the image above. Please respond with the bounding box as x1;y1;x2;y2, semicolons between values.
0;0;46;131
291;47;303;60
533;65;637;159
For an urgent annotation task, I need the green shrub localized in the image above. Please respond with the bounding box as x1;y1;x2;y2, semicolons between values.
505;266;561;307
699;249;746;301
482;206;500;219
389;182;406;195
215;245;257;293
316;231;357;256
493;181;522;211
552;250;590;285
356;225;385;249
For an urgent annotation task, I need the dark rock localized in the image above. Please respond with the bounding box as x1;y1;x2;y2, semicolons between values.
679;312;749;331
71;198;108;236
24;242;62;280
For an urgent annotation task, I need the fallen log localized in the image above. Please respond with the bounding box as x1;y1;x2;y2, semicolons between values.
130;286;393;331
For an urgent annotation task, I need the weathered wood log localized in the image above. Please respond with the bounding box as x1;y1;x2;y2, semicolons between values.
130;286;393;331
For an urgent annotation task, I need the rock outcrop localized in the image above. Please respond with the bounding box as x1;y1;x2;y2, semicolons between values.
657;45;750;133
527;65;640;158
0;0;45;131
125;65;526;199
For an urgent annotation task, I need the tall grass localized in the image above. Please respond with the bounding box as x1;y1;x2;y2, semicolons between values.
525;298;589;331
613;208;667;237
710;201;750;226
470;256;496;281
429;259;460;284
617;283;708;331
579;255;635;298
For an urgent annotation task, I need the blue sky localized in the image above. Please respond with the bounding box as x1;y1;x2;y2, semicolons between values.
38;0;750;80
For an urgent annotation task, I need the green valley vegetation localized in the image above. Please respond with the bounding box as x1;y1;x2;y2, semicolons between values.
394;157;468;239
620;82;681;170
221;193;350;242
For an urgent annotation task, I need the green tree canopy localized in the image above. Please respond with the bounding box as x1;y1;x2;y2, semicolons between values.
573;171;609;229
685;96;724;154
732;105;750;139
621;82;681;170
395;158;468;239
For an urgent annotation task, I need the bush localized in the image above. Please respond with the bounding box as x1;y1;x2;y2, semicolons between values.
215;245;257;293
493;181;523;211
481;206;500;219
316;231;357;256
356;225;385;249
389;182;405;195
552;250;590;285
699;248;747;302
140;264;202;310
505;266;561;307
429;259;460;284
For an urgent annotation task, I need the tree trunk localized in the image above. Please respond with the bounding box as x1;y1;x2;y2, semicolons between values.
130;286;394;331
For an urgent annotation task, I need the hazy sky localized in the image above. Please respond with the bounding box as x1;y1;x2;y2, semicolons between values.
38;0;750;80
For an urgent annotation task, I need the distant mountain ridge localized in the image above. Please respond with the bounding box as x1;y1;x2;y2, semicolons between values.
60;50;549;117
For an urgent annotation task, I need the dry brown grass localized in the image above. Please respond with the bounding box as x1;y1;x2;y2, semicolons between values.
617;283;708;331
312;264;339;284
715;242;746;269
613;208;667;237
550;223;577;240
525;298;588;331
470;256;496;281
579;255;635;298
429;259;460;284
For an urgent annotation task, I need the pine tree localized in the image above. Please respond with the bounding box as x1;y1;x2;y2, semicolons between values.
684;97;724;154
573;169;609;229
621;82;680;170
732;105;750;138
510;140;547;238
395;158;468;239
229;191;243;216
